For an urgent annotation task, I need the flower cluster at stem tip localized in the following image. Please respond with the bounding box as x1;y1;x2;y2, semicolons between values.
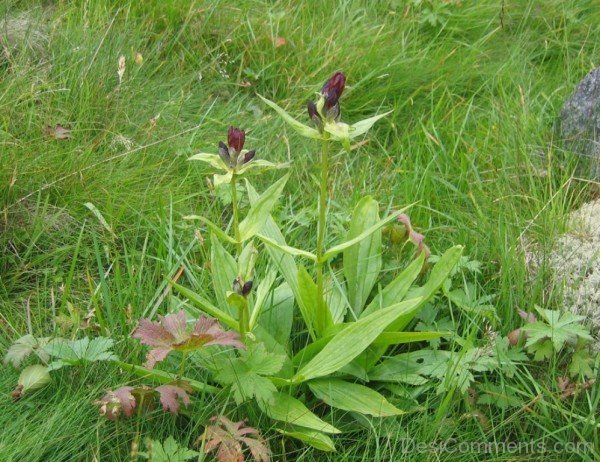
218;126;256;169
307;71;346;131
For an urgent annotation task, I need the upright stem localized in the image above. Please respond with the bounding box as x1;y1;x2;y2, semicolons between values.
315;138;329;334
230;174;242;255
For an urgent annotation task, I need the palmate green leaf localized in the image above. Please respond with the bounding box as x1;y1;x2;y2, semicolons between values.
3;334;51;368
361;254;424;318
343;196;382;318
309;379;404;417
298;265;333;337
215;343;285;405
188;152;228;171
258;95;322;140
293;297;423;383
322;209;405;262
523;307;593;352
210;233;237;315
239;174;289;241
140;436;200;462
259;392;340;434
44;337;117;370
170;282;239;330
277;427;336;452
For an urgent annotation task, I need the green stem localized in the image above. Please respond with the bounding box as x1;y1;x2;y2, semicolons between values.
179;351;187;378
230;174;242;254
315;137;329;334
238;302;248;340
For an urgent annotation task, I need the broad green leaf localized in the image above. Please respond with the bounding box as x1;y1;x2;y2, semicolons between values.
246;182;313;339
361;254;424;318
239;174;289;241
259;392;340;433
256;234;317;261
372;331;449;346
18;365;51;394
236;159;290;176
294;297;423;382
326;275;348;324
238;241;257;281
277;427;336;452
309;379;404;417
171;282;239;330
210;233;237;315
343;196;382;317
187;152;228;171
298;265;333;337
44;337;117;369
348;111;392;139
255;282;294;346
249;269;276;330
183;215;237;244
388;245;463;332
258;95;322;140
322;209;405;262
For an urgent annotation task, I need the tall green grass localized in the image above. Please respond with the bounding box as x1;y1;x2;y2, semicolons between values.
1;0;598;460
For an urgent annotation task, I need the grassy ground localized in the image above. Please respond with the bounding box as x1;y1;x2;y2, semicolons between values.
1;0;599;460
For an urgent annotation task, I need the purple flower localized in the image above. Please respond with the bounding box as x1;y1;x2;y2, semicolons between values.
217;127;256;168
307;71;347;128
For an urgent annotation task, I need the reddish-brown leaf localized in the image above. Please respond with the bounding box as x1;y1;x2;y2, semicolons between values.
155;384;191;414
201;416;270;462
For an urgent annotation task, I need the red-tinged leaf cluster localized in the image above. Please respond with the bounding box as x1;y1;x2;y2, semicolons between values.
95;383;191;420
132;310;245;368
200;416;270;462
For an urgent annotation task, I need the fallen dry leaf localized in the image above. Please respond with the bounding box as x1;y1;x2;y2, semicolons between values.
274;37;286;48
44;124;71;140
557;376;595;400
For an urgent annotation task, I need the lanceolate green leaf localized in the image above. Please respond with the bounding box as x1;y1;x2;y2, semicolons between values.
361;253;424;318
256;234;317;261
348;111;393;139
259;392;340;434
239;174;289;241
343;196;382;318
188;152;228;171
258;95;323;140
246;181;315;340
322;209;405;262
387;245;463;332
170;282;239;330
298;265;333;337
210;233;237;315
277;427;336;452
372;331;449;346
183;215;237;244
308;379;404;417
293;297;423;383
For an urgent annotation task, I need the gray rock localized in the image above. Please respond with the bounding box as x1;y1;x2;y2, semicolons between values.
559;67;600;179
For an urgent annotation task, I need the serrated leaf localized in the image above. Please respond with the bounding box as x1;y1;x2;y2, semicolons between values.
141;436;200;462
4;335;50;368
294;297;423;382
238;174;289;242
309;379;404;417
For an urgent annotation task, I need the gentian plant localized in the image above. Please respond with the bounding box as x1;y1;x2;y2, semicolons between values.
69;72;463;456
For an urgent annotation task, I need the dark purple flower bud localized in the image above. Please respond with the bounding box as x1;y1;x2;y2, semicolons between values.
243;149;256;164
227;126;245;153
241;280;253;296
307;101;320;121
321;72;346;107
232;277;243;295
218;141;231;165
